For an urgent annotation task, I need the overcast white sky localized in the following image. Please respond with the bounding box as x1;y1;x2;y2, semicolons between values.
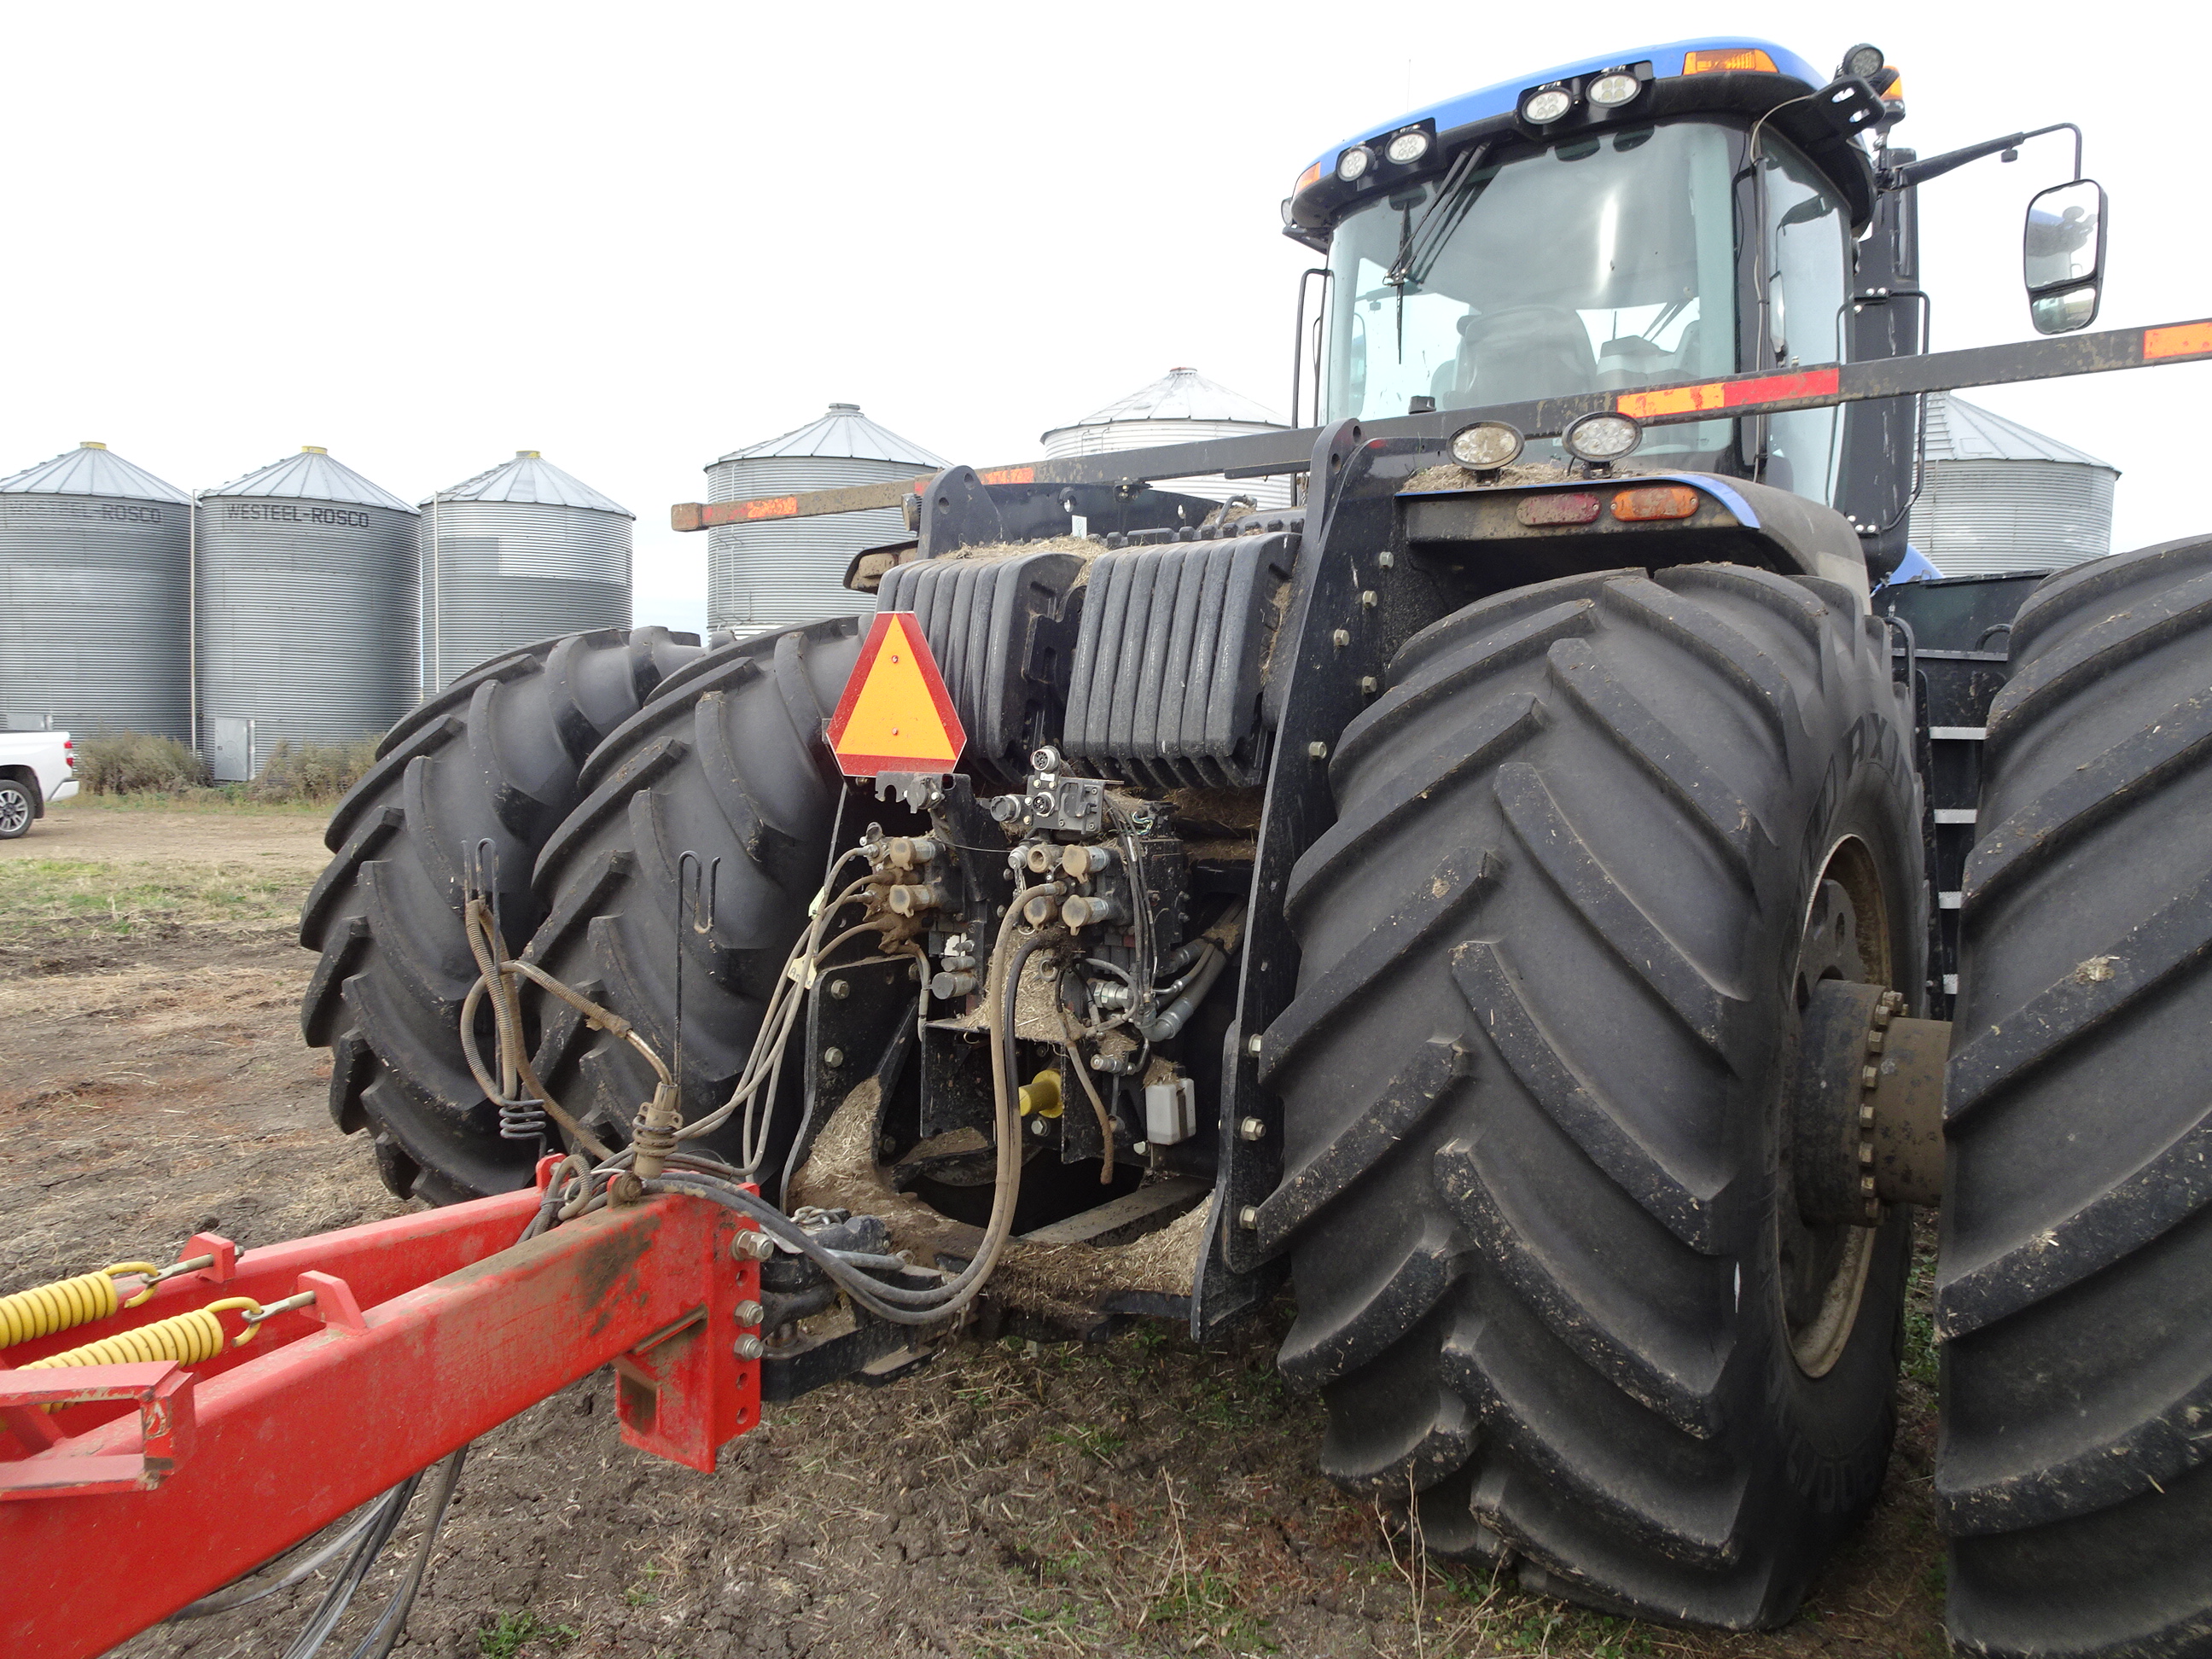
4;2;2203;638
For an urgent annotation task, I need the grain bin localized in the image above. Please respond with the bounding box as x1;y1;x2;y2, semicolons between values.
422;451;632;694
196;447;417;779
707;404;945;634
1040;367;1295;509
0;443;192;738
1905;393;2118;576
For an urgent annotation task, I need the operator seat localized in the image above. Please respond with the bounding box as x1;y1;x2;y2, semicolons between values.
1443;306;1598;408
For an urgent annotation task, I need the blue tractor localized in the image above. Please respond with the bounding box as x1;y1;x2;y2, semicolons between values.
306;37;2207;1654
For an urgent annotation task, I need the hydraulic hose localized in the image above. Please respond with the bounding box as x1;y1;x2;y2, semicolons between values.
644;879;1068;1327
461;851;1065;1327
1138;941;1231;1041
1057;1001;1118;1184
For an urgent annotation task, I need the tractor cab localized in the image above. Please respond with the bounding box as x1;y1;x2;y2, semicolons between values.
1284;38;1913;570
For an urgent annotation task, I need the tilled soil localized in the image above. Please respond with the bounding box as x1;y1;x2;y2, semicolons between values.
3;804;1948;1657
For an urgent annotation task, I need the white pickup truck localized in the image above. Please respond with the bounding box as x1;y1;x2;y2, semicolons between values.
0;730;79;838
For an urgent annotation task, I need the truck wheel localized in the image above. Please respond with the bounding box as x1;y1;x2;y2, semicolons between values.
300;627;703;1203
0;777;33;839
1937;535;2212;1658
522;618;862;1178
1262;564;1922;1627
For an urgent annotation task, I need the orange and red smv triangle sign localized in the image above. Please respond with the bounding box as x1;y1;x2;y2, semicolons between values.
827;613;967;777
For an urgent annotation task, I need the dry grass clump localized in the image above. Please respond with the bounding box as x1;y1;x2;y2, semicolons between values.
67;728;376;806
248;737;377;804
75;731;212;795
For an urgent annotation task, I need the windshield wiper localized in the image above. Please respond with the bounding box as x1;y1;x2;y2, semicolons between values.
1385;142;1493;292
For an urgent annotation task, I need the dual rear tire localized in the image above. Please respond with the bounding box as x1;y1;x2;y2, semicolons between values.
1267;542;2212;1647
300;627;705;1202
302;620;864;1202
1939;535;2212;1657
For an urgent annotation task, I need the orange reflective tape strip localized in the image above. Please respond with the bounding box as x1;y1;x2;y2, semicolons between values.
2145;321;2212;360
977;467;1036;486
1616;365;1841;421
1616;381;1726;418
1724;365;1841;405
740;497;798;521
825;613;966;777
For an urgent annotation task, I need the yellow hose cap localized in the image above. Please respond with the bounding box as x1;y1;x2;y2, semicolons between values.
1017;1068;1063;1119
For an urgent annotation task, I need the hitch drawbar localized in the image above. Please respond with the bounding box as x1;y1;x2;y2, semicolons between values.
0;1160;762;1659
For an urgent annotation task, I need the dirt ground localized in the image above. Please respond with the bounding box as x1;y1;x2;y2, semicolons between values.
3;800;1949;1659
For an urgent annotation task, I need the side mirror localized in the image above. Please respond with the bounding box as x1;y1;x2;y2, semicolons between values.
2023;178;2107;335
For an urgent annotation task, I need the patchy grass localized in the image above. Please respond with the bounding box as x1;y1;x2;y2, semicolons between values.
1904;1231;1941;1388
1045;1422;1129;1464
54;789;328;818
0;857;306;938
475;1611;577;1658
622;1558;670;1608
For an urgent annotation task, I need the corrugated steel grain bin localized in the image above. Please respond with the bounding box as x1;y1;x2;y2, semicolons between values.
1906;393;2118;577
421;451;631;693
707;404;945;634
0;442;191;737
196;447;417;778
1041;367;1295;510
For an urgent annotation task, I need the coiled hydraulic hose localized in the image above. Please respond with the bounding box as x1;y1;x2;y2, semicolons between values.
20;1297;260;1373
460;845;1062;1328
0;1262;158;1348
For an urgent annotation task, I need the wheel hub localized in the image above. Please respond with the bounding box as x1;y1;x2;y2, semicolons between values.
1792;982;1950;1225
1776;858;1953;1376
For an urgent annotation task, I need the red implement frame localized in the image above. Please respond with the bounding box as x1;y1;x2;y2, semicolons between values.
0;1167;760;1659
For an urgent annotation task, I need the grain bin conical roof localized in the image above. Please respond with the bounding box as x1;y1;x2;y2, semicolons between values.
0;441;189;503
1058;366;1284;431
715;403;946;467
207;446;416;513
425;451;632;517
1924;394;2117;472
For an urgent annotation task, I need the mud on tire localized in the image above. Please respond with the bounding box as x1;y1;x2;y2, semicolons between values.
300;628;703;1202
521;618;863;1180
1260;564;1922;1626
1937;535;2212;1658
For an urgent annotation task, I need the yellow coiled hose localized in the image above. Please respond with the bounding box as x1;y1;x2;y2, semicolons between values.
0;1262;160;1349
20;1298;261;1376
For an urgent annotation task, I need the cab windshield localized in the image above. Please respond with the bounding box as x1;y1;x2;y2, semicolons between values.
1323;120;1742;466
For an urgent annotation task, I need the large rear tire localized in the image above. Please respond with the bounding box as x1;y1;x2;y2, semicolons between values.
521;618;863;1177
1261;564;1922;1626
1937;535;2212;1657
300;628;702;1202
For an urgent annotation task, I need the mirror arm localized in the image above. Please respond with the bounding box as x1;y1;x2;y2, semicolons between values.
1883;122;2082;190
1883;131;2026;189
